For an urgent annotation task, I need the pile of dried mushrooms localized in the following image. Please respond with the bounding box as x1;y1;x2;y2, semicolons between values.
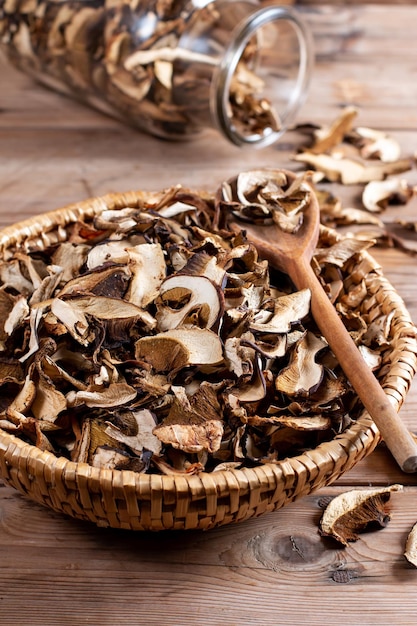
0;165;398;476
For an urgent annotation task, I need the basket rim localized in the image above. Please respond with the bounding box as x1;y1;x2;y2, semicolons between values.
0;410;378;490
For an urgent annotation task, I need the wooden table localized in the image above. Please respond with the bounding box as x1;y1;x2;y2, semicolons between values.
1;4;417;625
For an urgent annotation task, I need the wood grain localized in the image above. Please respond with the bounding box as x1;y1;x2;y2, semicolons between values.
1;4;417;625
1;480;416;626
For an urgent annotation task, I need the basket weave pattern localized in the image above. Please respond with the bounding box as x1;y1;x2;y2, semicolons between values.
0;191;415;531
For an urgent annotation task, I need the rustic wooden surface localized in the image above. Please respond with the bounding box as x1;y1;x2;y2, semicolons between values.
1;4;417;625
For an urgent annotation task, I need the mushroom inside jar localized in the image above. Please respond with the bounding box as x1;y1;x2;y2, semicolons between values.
0;177;389;475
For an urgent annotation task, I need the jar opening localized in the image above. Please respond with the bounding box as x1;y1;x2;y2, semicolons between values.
213;5;313;147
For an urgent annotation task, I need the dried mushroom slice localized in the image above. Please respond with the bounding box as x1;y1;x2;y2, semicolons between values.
404;522;417;568
67;382;138;409
275;331;327;397
153;383;224;454
105;409;162;456
308;106;358;154
155;274;223;331
319;484;403;546
135;328;223;372
250;289;311;334
362;179;414;213
351;126;402;163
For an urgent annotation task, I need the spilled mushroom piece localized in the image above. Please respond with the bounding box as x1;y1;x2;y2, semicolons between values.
404;522;417;568
0;175;396;474
352;127;402;163
153;383;224;454
319;484;403;546
362;179;414;213
308;106;358;154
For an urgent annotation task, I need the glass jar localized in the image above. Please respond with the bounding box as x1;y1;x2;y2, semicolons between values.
0;0;313;147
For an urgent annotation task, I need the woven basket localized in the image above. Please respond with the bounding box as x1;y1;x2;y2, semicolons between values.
0;190;416;531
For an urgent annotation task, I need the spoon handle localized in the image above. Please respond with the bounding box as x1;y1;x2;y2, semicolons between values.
291;256;417;473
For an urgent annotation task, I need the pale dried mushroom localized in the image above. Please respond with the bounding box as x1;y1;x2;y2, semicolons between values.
352;127;402;163
362;179;414;213
275;331;327;397
155;274;223;331
404;522;417;568
308;106;358;154
319;484;403;546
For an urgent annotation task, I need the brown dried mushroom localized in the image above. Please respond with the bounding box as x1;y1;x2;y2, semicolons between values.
319;484;403;546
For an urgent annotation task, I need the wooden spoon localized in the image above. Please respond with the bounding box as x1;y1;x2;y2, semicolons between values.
220;170;417;473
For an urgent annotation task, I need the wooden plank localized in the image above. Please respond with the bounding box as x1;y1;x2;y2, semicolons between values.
0;480;416;625
1;5;417;623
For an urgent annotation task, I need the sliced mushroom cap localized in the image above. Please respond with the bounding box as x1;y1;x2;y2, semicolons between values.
31;373;67;423
135;327;224;372
56;265;131;298
236;169;288;205
156;274;223;331
156;200;197;218
0;259;34;296
362;178;413;213
230;354;267;402
405;522;417;568
50;298;90;346
275;331;327;397
319;484;403;546
67;381;137;408
354;126;402;163
126;243;166;308
153;383;223;454
86;240;130;270
358;344;382;371
309;106;358;154
6;374;36;415
3;294;29;338
54;295;156;328
315;237;375;268
105;409;162;456
250;289;311;334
